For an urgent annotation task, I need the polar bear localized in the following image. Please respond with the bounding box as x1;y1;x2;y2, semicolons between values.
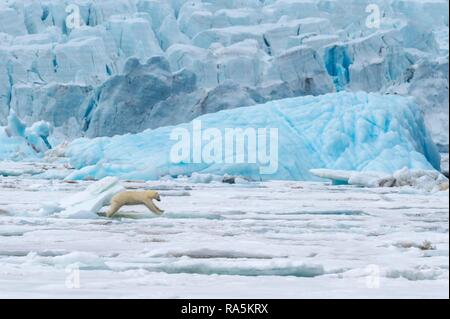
439;181;449;191
106;190;164;218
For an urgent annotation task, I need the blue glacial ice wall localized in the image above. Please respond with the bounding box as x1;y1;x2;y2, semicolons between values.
64;92;441;181
0;0;447;149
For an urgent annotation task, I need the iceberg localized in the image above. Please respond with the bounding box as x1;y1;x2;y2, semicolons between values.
0;128;37;161
0;111;52;160
63;92;440;181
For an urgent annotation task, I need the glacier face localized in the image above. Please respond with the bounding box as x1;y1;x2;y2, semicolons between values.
63;92;440;181
0;0;448;149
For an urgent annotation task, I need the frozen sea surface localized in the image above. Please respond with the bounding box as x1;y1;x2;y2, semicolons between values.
0;162;448;298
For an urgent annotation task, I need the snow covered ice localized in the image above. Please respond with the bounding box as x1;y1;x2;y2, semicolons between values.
310;167;449;192
0;163;448;298
0;0;448;299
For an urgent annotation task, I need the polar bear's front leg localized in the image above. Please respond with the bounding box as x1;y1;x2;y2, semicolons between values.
144;200;164;215
106;201;123;218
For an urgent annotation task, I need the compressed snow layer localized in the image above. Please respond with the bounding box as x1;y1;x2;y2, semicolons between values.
63;92;440;181
0;163;448;298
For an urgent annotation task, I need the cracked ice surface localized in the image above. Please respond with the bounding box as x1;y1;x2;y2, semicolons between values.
0;163;448;298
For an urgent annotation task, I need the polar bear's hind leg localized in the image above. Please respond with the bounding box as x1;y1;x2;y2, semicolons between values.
106;201;123;218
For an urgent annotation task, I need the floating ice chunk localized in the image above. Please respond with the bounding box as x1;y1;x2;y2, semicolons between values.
349;172;396;188
185;172;221;184
51;252;108;270
309;169;353;185
142;257;326;277
57;176;125;218
0;130;37;161
393;167;448;192
0;111;53;159
36;202;63;217
310;167;448;192
5;110;26;137
0;162;44;177
25;121;53;153
25;251;108;270
310;169;395;187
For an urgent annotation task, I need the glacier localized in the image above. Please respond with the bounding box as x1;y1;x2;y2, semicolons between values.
0;0;449;299
63;92;440;181
0;0;447;150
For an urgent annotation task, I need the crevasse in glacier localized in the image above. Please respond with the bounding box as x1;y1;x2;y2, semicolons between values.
0;0;448;150
64;92;441;181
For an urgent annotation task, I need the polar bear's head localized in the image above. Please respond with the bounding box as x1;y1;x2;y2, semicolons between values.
146;190;161;201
